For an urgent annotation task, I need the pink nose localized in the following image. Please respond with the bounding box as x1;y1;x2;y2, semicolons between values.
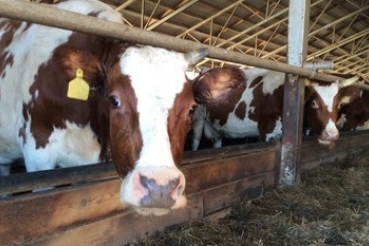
322;129;339;141
132;171;186;208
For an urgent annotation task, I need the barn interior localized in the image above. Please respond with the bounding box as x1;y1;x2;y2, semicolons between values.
29;0;369;79
1;1;369;245
97;0;368;78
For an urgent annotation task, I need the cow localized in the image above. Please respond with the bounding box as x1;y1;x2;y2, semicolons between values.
337;82;369;131
191;67;361;150
0;0;209;215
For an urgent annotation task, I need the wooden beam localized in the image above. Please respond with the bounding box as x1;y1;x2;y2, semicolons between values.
0;0;350;83
279;0;310;187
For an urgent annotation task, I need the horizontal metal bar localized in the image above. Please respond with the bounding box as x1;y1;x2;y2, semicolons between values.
303;61;334;70
0;0;348;83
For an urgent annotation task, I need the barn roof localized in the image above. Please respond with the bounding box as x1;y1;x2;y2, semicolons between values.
33;0;369;79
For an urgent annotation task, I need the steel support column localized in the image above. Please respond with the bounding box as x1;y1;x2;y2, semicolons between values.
279;0;310;187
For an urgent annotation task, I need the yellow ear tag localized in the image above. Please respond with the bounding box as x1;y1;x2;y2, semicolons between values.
67;68;90;100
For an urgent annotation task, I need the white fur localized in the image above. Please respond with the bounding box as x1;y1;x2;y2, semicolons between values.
192;67;342;149
312;82;339;112
118;46;190;210
336;113;347;130
192;68;285;150
0;0;123;171
265;117;283;141
120;46;189;170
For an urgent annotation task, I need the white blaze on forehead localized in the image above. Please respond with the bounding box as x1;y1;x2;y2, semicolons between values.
120;46;189;168
312;82;339;112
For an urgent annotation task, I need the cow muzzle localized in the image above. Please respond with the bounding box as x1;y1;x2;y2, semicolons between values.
120;166;186;216
318;128;339;145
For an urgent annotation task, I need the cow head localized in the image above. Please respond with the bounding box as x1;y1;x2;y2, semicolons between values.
304;76;361;145
107;46;208;215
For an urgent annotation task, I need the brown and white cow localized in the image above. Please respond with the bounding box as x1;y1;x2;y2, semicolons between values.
337;82;369;131
191;67;360;150
0;0;208;215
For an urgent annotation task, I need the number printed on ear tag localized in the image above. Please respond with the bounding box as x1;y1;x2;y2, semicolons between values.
67;68;90;100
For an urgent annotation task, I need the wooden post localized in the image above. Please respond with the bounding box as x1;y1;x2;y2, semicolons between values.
279;0;310;187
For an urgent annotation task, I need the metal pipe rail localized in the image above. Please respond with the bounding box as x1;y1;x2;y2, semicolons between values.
0;0;345;83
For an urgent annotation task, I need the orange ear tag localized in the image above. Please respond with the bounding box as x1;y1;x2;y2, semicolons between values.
67;68;90;100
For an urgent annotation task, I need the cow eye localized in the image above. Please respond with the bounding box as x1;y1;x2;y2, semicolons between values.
189;105;197;115
109;95;121;108
311;100;319;109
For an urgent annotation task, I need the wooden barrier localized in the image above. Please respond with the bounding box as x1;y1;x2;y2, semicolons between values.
1;131;369;246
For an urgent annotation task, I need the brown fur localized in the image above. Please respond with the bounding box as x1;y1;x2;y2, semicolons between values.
19;30;136;173
235;101;247;120
168;80;196;165
193;67;246;125
249;80;284;141
0;20;31;79
193;67;363;144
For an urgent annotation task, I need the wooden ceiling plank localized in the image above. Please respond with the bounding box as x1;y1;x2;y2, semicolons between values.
261;4;369;59
309;29;369;58
143;0;161;30
114;0;136;12
147;0;200;31
176;0;245;38
308;0;332;32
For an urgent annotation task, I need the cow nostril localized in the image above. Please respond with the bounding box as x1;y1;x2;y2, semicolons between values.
176;185;184;197
139;174;180;208
139;175;155;191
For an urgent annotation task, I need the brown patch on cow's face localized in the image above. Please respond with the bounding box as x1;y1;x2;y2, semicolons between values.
304;83;358;136
304;83;346;137
304;87;328;136
193;67;246;125
168;79;196;165
108;65;142;177
339;89;369;130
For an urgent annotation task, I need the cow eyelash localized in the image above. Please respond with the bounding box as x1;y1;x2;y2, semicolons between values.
109;95;121;108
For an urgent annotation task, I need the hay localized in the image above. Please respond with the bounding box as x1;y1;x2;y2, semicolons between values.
128;148;369;246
